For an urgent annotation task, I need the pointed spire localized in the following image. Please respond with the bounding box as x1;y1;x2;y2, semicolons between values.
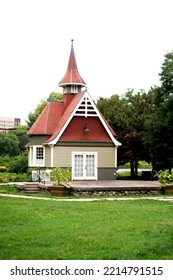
59;40;86;88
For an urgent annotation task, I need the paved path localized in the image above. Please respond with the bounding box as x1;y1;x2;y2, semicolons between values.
0;193;173;202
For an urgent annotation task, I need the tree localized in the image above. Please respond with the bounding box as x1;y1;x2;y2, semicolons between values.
0;134;20;157
121;90;156;177
159;51;173;94
9;125;29;152
97;94;129;166
144;52;173;171
97;89;155;178
26;92;63;128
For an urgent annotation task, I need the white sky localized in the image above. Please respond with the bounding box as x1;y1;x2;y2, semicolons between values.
0;0;173;124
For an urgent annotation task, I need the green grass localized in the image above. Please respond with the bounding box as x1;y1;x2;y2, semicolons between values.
0;196;173;260
0;184;21;194
119;161;152;169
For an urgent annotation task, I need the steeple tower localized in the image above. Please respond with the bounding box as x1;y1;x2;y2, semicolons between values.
59;40;86;94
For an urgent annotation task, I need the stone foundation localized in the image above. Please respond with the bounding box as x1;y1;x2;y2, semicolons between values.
71;189;162;196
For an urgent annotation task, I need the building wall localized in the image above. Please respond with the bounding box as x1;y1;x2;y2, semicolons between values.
52;146;116;167
0;117;21;133
29;135;50;145
45;146;51;166
43;145;117;180
28;140;118;180
98;168;116;180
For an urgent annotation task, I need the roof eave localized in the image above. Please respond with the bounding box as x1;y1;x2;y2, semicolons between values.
59;82;86;87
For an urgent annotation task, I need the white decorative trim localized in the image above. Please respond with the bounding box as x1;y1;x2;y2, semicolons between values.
114;147;117;168
50;144;54;167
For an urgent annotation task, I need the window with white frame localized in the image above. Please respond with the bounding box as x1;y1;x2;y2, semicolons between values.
36;147;44;165
29;146;45;167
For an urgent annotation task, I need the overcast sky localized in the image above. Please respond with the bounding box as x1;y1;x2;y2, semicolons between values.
0;0;173;124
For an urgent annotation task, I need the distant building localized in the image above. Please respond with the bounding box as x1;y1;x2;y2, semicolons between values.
0;117;21;134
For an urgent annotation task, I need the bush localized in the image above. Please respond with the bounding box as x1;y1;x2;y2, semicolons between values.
156;169;173;185
0;166;8;172
0;155;14;167
0;173;28;183
49;167;72;187
0;175;9;183
8;151;28;174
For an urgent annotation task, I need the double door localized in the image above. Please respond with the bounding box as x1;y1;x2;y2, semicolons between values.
72;152;97;180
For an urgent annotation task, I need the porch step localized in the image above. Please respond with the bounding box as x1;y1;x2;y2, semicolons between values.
23;183;40;194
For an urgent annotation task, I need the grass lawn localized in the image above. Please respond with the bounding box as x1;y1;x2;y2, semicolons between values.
0;196;173;260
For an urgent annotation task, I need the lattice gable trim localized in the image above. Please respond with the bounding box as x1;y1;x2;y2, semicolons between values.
74;95;98;117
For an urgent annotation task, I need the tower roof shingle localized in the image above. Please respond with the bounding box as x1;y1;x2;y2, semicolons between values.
59;40;86;87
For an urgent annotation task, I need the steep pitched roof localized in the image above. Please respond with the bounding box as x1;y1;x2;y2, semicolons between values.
59;40;86;87
27;102;64;135
47;92;85;142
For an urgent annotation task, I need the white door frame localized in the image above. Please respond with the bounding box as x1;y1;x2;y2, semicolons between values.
72;152;98;180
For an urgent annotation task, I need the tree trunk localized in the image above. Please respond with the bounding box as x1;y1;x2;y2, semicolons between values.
135;160;138;177
130;160;135;179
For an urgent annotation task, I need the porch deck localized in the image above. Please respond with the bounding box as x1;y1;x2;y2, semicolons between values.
14;180;161;195
68;180;161;196
69;179;159;189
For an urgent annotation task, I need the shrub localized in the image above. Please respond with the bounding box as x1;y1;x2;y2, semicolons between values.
0;175;9;183
0;166;8;172
8;151;28;174
0;155;13;167
9;173;28;182
49;167;72;187
156;169;173;185
0;173;28;183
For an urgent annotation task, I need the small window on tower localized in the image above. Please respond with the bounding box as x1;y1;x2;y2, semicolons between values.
71;86;78;93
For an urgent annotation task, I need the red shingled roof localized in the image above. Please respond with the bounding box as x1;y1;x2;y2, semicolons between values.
27;102;64;135
28;93;85;137
47;93;85;142
59;40;86;87
28;91;117;145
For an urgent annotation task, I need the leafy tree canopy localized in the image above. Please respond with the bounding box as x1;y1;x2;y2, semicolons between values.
0;133;20;157
159;51;173;94
144;51;173;170
9;125;29;152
